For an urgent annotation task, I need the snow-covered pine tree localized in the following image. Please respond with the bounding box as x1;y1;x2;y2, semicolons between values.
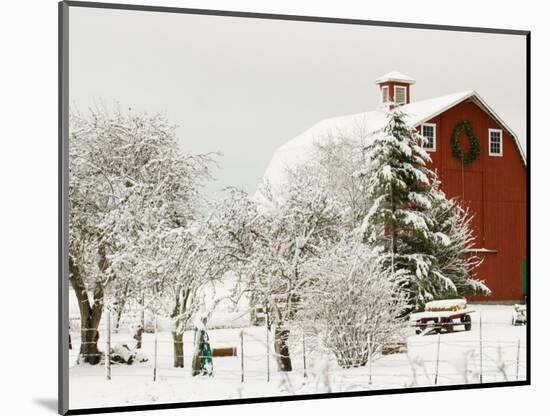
359;108;441;310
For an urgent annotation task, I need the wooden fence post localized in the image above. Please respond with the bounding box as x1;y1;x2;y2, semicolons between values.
106;310;111;381
368;333;373;385
479;312;483;384
153;315;158;382
241;330;244;383
266;302;270;382
516;339;521;381
434;333;441;385
302;330;307;378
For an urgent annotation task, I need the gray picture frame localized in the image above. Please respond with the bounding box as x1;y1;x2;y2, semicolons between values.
59;2;531;414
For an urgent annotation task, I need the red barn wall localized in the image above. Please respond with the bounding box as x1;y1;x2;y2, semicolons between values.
421;99;526;301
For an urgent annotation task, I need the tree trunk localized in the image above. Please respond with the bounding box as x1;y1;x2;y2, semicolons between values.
274;325;292;372
134;293;145;349
171;289;191;368
69;255;104;365
114;308;123;333
79;312;102;364
172;331;184;368
114;280;130;333
133;326;144;349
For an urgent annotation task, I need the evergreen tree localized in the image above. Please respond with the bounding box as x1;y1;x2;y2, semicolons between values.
359;109;447;309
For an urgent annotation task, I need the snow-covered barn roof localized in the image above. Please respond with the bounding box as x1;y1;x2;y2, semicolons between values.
261;90;525;191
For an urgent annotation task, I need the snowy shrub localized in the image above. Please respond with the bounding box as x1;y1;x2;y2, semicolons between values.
299;238;408;368
110;343;148;365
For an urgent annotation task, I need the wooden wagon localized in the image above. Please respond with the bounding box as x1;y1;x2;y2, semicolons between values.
410;309;474;335
410;299;474;335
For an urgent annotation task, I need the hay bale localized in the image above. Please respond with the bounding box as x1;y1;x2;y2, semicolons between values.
425;299;467;312
212;347;237;357
381;343;407;355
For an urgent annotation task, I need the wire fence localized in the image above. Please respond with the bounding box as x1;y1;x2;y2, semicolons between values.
68;309;528;388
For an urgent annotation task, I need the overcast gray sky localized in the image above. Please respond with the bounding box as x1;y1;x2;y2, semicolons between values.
69;6;527;195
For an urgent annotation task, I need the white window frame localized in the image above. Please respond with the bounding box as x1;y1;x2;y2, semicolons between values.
488;128;503;156
421;123;437;152
394;85;407;105
381;86;389;104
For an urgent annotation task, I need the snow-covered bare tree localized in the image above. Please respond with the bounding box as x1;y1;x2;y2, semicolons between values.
254;174;344;371
299;238;408;368
293;134;369;230
145;221;229;368
210;172;343;371
69;107;212;364
205;187;259;270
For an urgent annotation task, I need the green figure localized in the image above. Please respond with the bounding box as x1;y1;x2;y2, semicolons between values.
192;317;213;376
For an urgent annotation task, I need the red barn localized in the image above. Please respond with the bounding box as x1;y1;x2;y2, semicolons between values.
375;71;526;302
264;71;527;302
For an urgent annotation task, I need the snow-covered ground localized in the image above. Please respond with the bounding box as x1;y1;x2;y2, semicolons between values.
69;304;527;410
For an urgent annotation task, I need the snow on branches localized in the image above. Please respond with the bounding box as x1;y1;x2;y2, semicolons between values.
69;107;214;364
303;134;370;230
358;108;488;309
67;101;489;370
208;172;344;371
299;238;408;368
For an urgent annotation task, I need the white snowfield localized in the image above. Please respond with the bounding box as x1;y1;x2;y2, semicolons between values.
69;304;527;409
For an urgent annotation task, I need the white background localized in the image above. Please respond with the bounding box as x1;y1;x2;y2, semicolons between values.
0;0;546;415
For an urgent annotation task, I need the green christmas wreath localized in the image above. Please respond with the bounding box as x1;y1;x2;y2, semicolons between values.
451;121;480;165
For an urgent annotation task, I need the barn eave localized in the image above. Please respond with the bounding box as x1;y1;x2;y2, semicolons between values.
411;90;526;165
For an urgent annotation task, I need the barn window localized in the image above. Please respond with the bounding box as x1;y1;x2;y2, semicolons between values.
421;123;436;152
489;129;503;156
394;86;407;105
381;86;389;104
